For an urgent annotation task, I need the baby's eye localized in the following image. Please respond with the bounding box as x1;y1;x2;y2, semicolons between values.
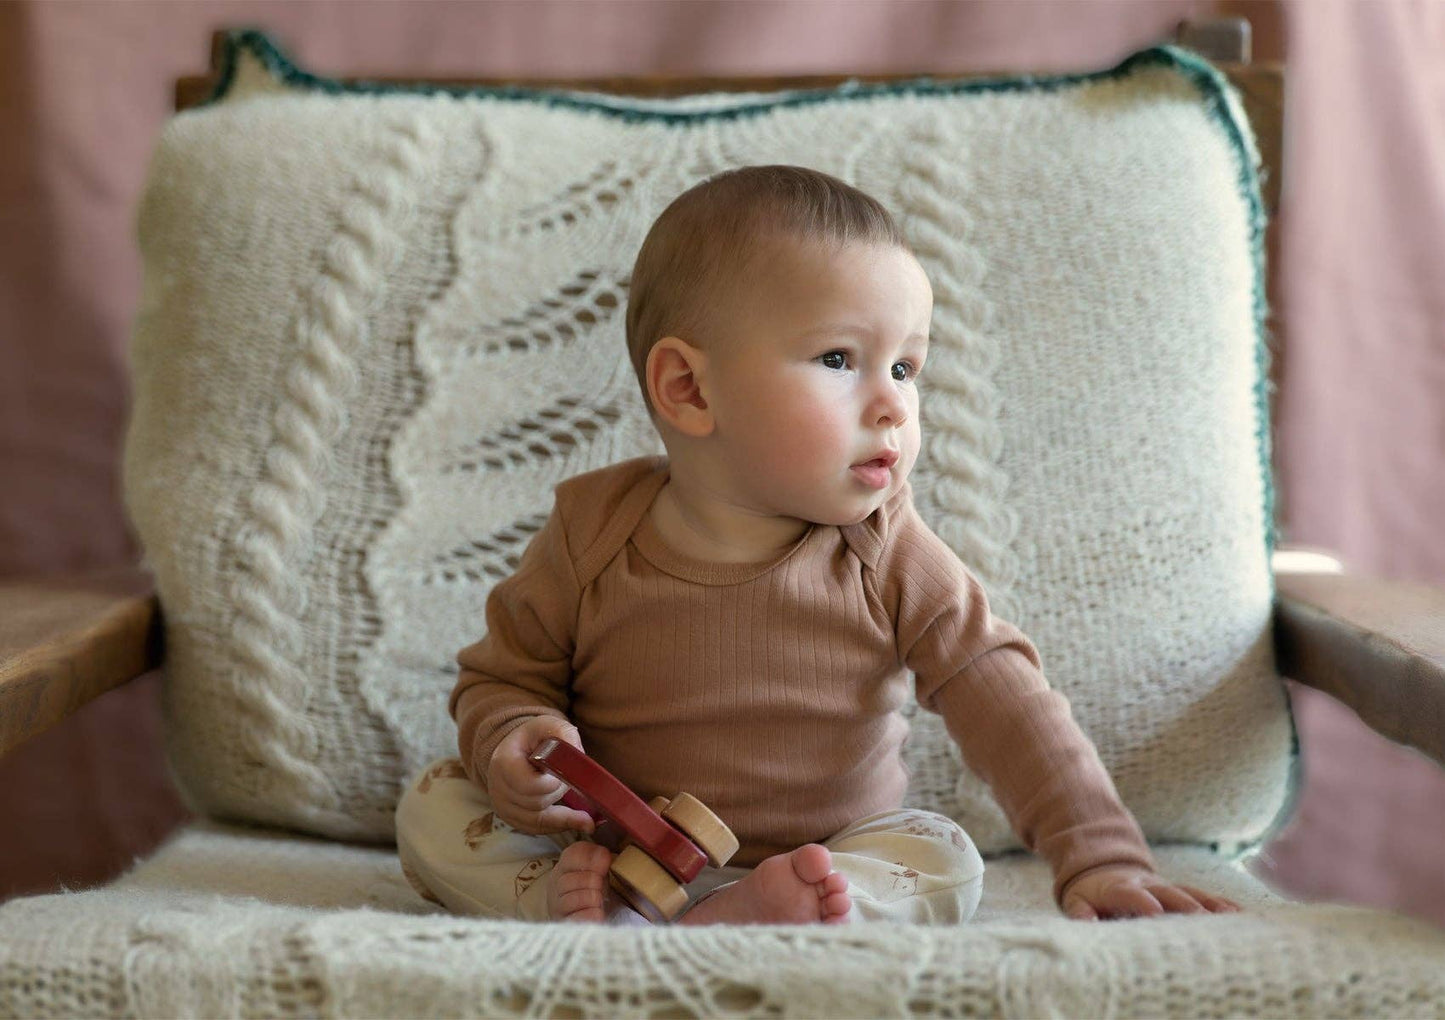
819;351;848;370
892;361;920;382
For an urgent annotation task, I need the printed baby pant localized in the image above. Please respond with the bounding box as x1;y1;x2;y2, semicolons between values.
395;757;985;925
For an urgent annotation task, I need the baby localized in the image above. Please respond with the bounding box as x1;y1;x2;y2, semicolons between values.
395;165;1242;926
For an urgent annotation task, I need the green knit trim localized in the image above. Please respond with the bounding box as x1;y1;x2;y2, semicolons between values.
201;27;1297;865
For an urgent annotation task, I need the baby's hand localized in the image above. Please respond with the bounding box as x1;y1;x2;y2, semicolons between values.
486;716;597;836
1061;864;1242;921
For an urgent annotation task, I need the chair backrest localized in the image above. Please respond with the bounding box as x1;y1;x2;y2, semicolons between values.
125;28;1294;856
173;25;1283;208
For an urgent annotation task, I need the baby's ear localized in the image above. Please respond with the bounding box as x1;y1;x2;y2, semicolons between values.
646;337;714;437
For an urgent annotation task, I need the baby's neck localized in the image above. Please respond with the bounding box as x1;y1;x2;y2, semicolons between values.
648;479;810;565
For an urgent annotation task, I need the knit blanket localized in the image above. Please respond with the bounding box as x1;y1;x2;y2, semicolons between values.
2;822;1444;1019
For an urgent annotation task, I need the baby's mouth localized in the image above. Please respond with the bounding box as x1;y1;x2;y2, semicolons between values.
850;459;894;489
852;448;900;471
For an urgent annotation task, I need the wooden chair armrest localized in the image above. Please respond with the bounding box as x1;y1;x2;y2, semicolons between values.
1274;566;1445;771
0;567;163;757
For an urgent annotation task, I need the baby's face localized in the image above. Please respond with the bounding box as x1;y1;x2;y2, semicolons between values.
705;238;932;526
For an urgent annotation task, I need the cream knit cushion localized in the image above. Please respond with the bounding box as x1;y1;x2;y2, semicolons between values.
123;30;1293;855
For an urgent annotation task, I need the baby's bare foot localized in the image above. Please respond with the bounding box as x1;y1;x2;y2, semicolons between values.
679;844;851;925
547;841;613;922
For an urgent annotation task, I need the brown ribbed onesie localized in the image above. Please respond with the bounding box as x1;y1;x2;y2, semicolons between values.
450;455;1156;906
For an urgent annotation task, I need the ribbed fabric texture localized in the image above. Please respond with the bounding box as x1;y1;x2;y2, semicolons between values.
451;456;1156;905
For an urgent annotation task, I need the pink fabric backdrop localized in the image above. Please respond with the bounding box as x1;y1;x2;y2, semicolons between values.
3;0;1442;927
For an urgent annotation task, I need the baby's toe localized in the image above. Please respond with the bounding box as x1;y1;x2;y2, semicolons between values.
568;841;612;869
552;867;608;920
822;889;853;923
557;884;606;919
790;844;834;886
554;865;602;893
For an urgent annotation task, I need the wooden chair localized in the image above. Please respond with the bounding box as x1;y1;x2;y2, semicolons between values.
4;17;1445;1019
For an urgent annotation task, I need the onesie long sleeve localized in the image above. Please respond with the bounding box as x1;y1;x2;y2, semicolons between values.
877;497;1158;905
451;455;1156;906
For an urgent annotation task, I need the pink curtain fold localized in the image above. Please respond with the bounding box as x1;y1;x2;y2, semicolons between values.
2;0;1442;927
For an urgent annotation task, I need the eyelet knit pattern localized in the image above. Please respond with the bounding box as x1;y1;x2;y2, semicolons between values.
6;831;1445;1020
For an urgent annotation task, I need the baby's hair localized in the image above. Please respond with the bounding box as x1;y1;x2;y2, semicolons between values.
624;164;909;417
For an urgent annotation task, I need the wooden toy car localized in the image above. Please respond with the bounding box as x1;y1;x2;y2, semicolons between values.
528;738;739;922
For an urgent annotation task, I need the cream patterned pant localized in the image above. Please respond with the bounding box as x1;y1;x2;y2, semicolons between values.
395;757;985;925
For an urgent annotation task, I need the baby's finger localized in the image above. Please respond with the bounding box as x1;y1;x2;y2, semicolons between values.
491;790;573;836
1064;898;1099;921
503;760;566;797
536;803;596;834
1104;884;1164;920
553;721;585;753
1147;884;1205;915
1178;885;1243;913
488;794;540;834
508;783;578;816
519;717;585;755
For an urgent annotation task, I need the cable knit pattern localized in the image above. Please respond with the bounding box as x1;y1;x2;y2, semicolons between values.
884;111;1025;820
218;110;432;827
894;112;1019;609
124;94;459;835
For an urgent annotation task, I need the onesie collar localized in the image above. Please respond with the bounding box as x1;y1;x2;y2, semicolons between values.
630;502;818;586
837;481;912;572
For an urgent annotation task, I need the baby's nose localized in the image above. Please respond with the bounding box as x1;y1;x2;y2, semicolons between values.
873;394;908;428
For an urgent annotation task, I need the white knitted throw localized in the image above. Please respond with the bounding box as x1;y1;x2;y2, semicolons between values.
120;32;1292;856
3;822;1445;1018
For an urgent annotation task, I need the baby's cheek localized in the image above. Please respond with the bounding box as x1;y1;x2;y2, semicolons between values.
902;421;922;465
753;431;815;482
882;419;922;491
764;402;846;467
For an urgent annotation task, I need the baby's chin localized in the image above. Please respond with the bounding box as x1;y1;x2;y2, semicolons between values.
810;488;903;528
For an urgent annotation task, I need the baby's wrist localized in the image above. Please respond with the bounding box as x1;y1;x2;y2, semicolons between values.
476;716;534;785
1058;861;1155;902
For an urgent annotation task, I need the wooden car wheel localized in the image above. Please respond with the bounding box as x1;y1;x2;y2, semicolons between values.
609;844;689;923
661;793;739;868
